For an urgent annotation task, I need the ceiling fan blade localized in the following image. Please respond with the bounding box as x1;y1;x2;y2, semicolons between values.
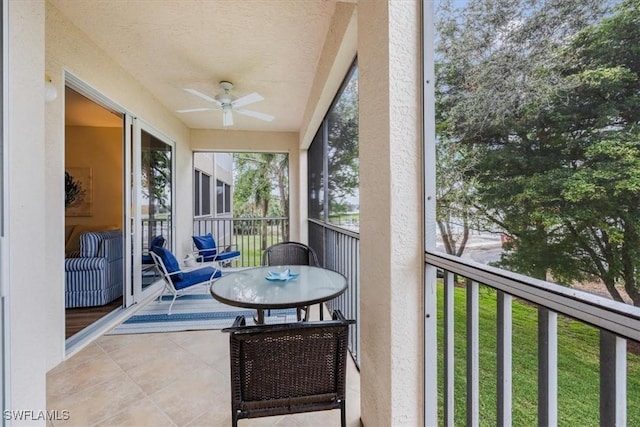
176;107;216;113
184;88;221;106
236;108;274;122
231;92;263;109
222;108;234;127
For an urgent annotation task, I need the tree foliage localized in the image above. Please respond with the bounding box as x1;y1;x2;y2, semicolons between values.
233;153;289;247
141;148;171;215
435;136;484;256
437;0;640;305
327;68;359;215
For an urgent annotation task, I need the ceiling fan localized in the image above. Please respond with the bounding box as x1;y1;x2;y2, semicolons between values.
176;81;274;127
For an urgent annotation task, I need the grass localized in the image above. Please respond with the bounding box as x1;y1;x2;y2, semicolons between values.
437;283;640;426
327;213;359;225
230;233;285;267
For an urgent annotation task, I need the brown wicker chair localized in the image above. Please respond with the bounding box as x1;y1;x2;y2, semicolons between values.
262;241;321;320
223;310;354;427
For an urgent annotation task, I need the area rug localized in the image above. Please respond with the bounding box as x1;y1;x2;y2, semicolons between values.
107;286;297;335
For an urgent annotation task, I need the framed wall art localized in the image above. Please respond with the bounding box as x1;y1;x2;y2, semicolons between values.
65;167;92;216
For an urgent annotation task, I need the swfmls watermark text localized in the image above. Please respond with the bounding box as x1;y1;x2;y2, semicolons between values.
3;410;70;421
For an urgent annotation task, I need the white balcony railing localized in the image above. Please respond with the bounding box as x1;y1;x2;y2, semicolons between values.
426;250;640;426
193;217;289;267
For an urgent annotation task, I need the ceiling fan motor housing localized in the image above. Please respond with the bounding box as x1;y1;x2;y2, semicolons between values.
215;81;234;105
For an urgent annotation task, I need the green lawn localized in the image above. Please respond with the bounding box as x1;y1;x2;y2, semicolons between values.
231;233;284;267
437;283;640;426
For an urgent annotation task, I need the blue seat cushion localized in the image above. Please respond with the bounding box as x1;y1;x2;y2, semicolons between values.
175;267;221;290
198;250;240;263
217;250;240;261
143;235;166;265
193;233;217;258
151;246;184;281
150;235;166;248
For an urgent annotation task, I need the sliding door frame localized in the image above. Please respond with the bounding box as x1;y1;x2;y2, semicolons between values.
130;118;175;304
63;73;169;353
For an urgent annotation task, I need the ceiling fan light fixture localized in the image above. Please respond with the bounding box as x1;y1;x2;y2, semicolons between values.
215;93;233;105
222;107;233;127
179;80;273;127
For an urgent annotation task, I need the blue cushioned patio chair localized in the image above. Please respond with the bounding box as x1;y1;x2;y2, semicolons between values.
142;235;166;266
141;235;166;284
192;233;241;267
150;246;221;314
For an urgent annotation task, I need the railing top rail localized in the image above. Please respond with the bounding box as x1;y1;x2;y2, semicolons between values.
308;218;360;239
194;217;289;221
426;250;640;342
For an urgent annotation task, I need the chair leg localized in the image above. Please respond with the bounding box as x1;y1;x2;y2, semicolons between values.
340;401;346;427
296;306;310;322
253;309;265;324
167;294;178;315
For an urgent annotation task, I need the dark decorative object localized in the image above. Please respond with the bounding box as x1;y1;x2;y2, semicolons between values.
65;171;84;208
65;167;91;216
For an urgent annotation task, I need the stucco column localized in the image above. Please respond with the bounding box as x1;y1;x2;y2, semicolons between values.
8;0;49;422
359;1;424;426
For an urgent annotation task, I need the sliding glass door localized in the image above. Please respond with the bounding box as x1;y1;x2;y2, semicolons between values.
128;119;174;305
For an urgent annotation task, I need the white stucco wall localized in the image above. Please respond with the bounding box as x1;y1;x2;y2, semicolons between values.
299;1;357;149
45;1;191;368
194;152;214;176
7;1;49;423
359;1;424;425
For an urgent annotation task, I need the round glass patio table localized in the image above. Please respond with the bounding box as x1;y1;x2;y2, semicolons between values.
209;265;347;324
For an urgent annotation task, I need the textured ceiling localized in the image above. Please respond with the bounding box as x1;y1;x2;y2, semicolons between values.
50;0;341;132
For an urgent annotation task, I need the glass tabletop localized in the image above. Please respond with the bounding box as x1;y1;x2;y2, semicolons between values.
209;265;347;310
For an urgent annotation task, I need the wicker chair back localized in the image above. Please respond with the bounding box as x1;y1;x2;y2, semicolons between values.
224;310;353;426
261;241;319;267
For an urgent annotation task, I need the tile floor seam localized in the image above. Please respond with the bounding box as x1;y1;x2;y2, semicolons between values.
104;342;197;427
141;358;226;424
49;344;108;379
88;396;148;427
77;351;149;427
134;397;180;427
109;347;155;400
47;364;129;408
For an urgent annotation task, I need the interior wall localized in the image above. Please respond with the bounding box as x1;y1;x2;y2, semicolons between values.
65;126;123;229
46;0;191;369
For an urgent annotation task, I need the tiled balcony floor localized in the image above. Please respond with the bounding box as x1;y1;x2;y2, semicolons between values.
47;321;361;426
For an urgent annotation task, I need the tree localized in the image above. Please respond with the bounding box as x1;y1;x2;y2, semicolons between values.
435;136;483;256
141;148;171;217
233;153;289;248
436;0;640;305
327;68;359;216
436;0;611;269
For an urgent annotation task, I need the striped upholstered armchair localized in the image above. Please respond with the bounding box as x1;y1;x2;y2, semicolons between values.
65;230;124;308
